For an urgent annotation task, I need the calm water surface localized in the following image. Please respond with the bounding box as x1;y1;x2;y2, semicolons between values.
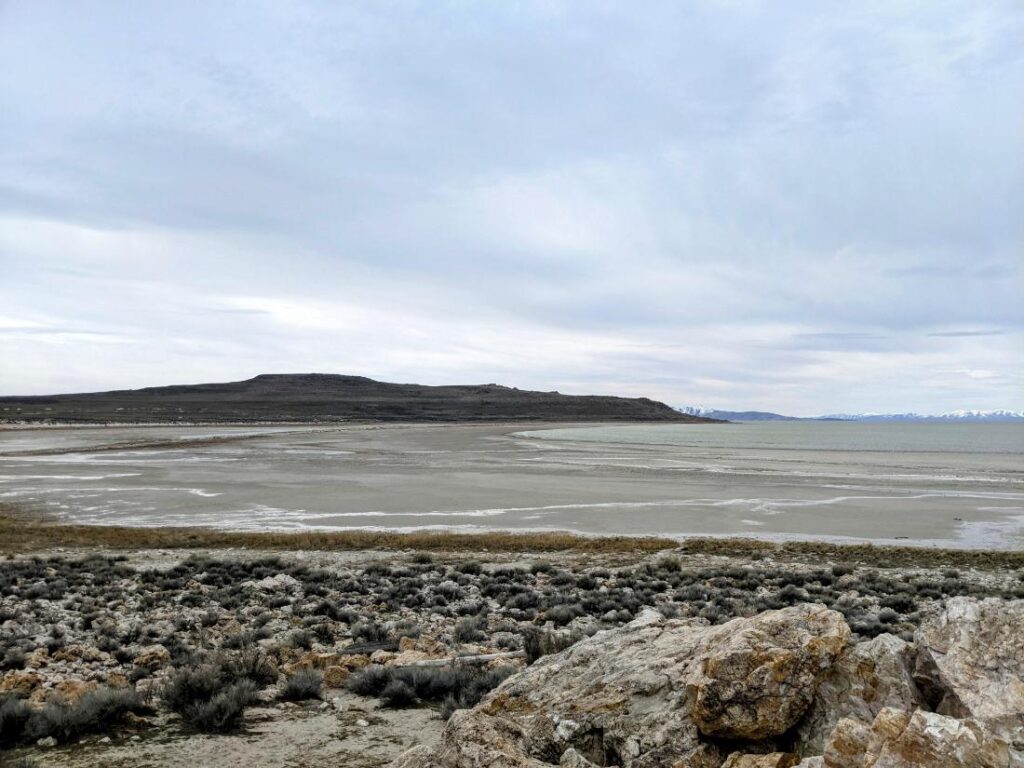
518;421;1024;454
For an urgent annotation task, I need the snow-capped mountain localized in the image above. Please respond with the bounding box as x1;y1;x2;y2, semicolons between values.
676;406;796;421
820;410;1024;422
677;407;1024;422
677;406;714;417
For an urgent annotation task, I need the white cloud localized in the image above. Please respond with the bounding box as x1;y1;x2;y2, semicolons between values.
1;1;1022;413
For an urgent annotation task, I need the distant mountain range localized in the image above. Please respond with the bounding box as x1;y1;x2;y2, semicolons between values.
677;407;1024;423
0;373;718;424
820;410;1024;423
677;408;799;421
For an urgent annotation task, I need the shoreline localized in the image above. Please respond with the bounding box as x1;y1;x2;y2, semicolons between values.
4;503;1022;569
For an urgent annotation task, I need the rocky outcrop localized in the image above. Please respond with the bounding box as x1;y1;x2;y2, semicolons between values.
690;607;849;740
392;605;850;768
390;599;1024;768
913;597;1024;746
822;708;1013;767
796;634;923;754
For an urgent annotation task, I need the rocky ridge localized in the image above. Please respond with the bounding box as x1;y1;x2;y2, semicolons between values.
0;373;705;424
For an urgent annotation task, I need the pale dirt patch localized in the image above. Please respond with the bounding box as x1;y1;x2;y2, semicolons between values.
10;690;442;768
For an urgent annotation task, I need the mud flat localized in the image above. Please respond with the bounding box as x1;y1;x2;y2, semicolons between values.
1;421;1022;548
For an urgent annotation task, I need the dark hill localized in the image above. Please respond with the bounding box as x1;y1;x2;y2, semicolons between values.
0;374;717;424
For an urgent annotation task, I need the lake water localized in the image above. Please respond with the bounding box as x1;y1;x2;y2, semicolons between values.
1;421;1022;549
518;421;1024;455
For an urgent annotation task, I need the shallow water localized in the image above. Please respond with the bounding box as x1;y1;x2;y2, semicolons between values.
518;421;1024;455
1;421;1022;549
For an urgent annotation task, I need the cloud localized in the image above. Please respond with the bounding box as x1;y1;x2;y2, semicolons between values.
1;1;1022;413
927;330;1005;338
206;308;274;316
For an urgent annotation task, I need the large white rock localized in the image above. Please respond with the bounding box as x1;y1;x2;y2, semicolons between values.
245;573;302;592
822;707;1014;768
796;634;924;754
914;597;1024;746
391;605;850;768
390;597;1024;768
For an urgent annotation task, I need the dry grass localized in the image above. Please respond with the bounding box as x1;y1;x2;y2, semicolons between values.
674;537;1024;569
2;502;1021;569
0;503;674;555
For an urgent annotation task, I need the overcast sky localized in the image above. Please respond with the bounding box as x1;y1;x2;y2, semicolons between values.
1;1;1021;415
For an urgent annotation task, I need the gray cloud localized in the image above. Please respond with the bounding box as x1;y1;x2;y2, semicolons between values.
1;1;1022;414
927;330;1006;338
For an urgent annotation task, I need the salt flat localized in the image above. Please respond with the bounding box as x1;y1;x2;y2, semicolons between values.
1;421;1022;549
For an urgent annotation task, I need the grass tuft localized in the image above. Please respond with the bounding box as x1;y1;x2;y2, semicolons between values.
0;694;32;748
162;651;274;732
279;668;322;701
4;688;149;746
345;663;517;716
180;680;259;733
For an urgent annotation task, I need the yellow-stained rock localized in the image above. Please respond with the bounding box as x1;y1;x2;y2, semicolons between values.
132;644;171;670
106;672;130;689
391;606;849;768
29;687;49;707
821;717;873;768
822;708;1010;768
400;635;448;657
722;753;801;768
692;609;850;740
52;645;83;662
0;670;43;696
53;644;107;663
288;652;370;675
387;650;433;667
52;678;99;704
338;654;371;670
323;665;350;688
796;634;923;754
295;651;339;669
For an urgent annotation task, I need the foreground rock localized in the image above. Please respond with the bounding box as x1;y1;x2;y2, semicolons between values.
823;708;1013;767
391;599;1024;768
721;755;800;768
796;634;923;754
913;596;1024;747
392;605;850;767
